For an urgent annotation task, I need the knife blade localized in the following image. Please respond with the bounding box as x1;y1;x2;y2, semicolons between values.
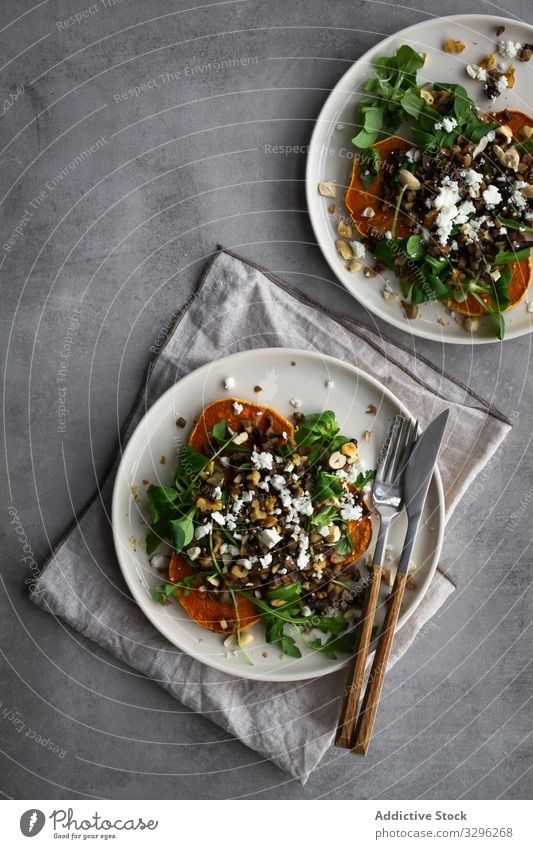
397;409;449;574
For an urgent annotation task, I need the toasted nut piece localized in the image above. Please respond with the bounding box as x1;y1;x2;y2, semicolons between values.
187;546;201;561
340;441;359;463
496;124;514;139
347;259;363;272
466;63;481;79
247;468;261;485
326;524;342;544
196;497;222;511
337;219;353;238
335;239;354;260
207;575;220;587
422;51;429;64
329;551;346;565
251;499;267;520
520;125;533;139
361;206;375;218
328;451;347;469
219;619;229;630
443;38;466;53
504;66;516;89
318;180;336;197
406;576;417;590
261;516;277;528
233;431;248;445
472;136;488;159
401;300;419;320
398;169;421;190
363;430;371;443
198;585;207;593
231;564;248;578
519;184;533;198
310;532;322;544
479;53;496;69
239;632;254;647
270;598;285;608
223;633;236;648
419;88;434;104
382;568;394;587
463;316;479;332
343;607;362;621
383;285;399;303
327;202;336;213
494;144;520;171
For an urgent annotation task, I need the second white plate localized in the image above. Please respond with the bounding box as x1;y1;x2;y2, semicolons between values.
306;14;533;344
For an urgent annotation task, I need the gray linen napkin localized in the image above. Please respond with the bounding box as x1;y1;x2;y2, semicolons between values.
30;248;512;783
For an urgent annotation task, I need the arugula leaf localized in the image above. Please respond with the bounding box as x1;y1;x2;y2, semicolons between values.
211;419;228;442
336;533;353;555
169;509;196;553
313;471;345;503
153;582;179;605
266;582;302;605
310;504;340;529
279;635;302;658
405;235;426;260
295;410;340;447
374;237;401;269
354;469;375;489
490;266;511;311
494;247;531;264
411;274;450;304
359;147;382;188
146;485;179;523
496;216;533;233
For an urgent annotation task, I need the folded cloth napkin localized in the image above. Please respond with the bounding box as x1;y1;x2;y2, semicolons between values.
30;248;512;783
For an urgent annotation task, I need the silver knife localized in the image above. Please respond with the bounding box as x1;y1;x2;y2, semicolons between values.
352;408;449;756
397;409;449;575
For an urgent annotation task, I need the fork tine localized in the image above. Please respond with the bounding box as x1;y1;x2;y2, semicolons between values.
384;416;411;483
375;415;402;483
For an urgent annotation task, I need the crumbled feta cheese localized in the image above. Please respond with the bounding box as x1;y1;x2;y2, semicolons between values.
499;226;508;234
224;376;235;389
232;401;243;414
289;398;301;408
434;116;457;133
454;200;476;224
226;516;237;531
150;554;169;570
251;450;273;470
296;533;310;569
350;240;366;259
511;189;527;211
259;528;282;549
211;511;226;526
486;130;496;142
433;178;461;245
212;486;222;500
194;523;211;540
293;495;314;516
340;503;363;521
495;75;509;94
482;185;503;209
405;147;421;163
462;168;484;197
259;553;272;567
498;39;522;59
319;525;330;537
241;490;253;502
220;543;240;556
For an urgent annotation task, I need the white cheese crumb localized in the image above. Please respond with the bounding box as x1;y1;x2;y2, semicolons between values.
232;401;243;414
340;503;363;521
350;240;366;259
434;116;457;133
498;40;522;59
259;553;272;567
289;398;301;408
224;376;235;389
259;528;282;549
251;450;273;470
482;185;503;209
211;511;226;526
194;523;211;540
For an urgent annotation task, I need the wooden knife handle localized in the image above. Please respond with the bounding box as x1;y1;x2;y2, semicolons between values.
335;564;383;748
351;571;408;756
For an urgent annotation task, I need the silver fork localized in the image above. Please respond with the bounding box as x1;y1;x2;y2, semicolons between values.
335;414;417;748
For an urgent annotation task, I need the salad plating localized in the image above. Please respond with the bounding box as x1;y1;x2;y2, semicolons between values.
322;42;533;338
148;399;374;660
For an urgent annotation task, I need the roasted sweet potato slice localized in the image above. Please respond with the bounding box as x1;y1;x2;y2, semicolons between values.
345;135;413;239
188;397;294;452
168;553;260;633
344;515;373;565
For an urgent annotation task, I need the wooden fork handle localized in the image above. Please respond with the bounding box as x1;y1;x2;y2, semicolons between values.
351;571;408;756
335;563;383;748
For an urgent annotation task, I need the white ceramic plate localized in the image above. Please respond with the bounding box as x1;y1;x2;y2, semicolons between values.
112;349;444;681
306;14;533;344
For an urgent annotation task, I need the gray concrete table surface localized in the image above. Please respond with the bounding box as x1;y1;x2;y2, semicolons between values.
1;0;532;800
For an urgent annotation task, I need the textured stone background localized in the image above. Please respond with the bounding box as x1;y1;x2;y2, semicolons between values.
1;0;531;799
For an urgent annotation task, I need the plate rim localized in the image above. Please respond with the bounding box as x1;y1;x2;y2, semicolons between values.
111;346;446;682
305;13;533;345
